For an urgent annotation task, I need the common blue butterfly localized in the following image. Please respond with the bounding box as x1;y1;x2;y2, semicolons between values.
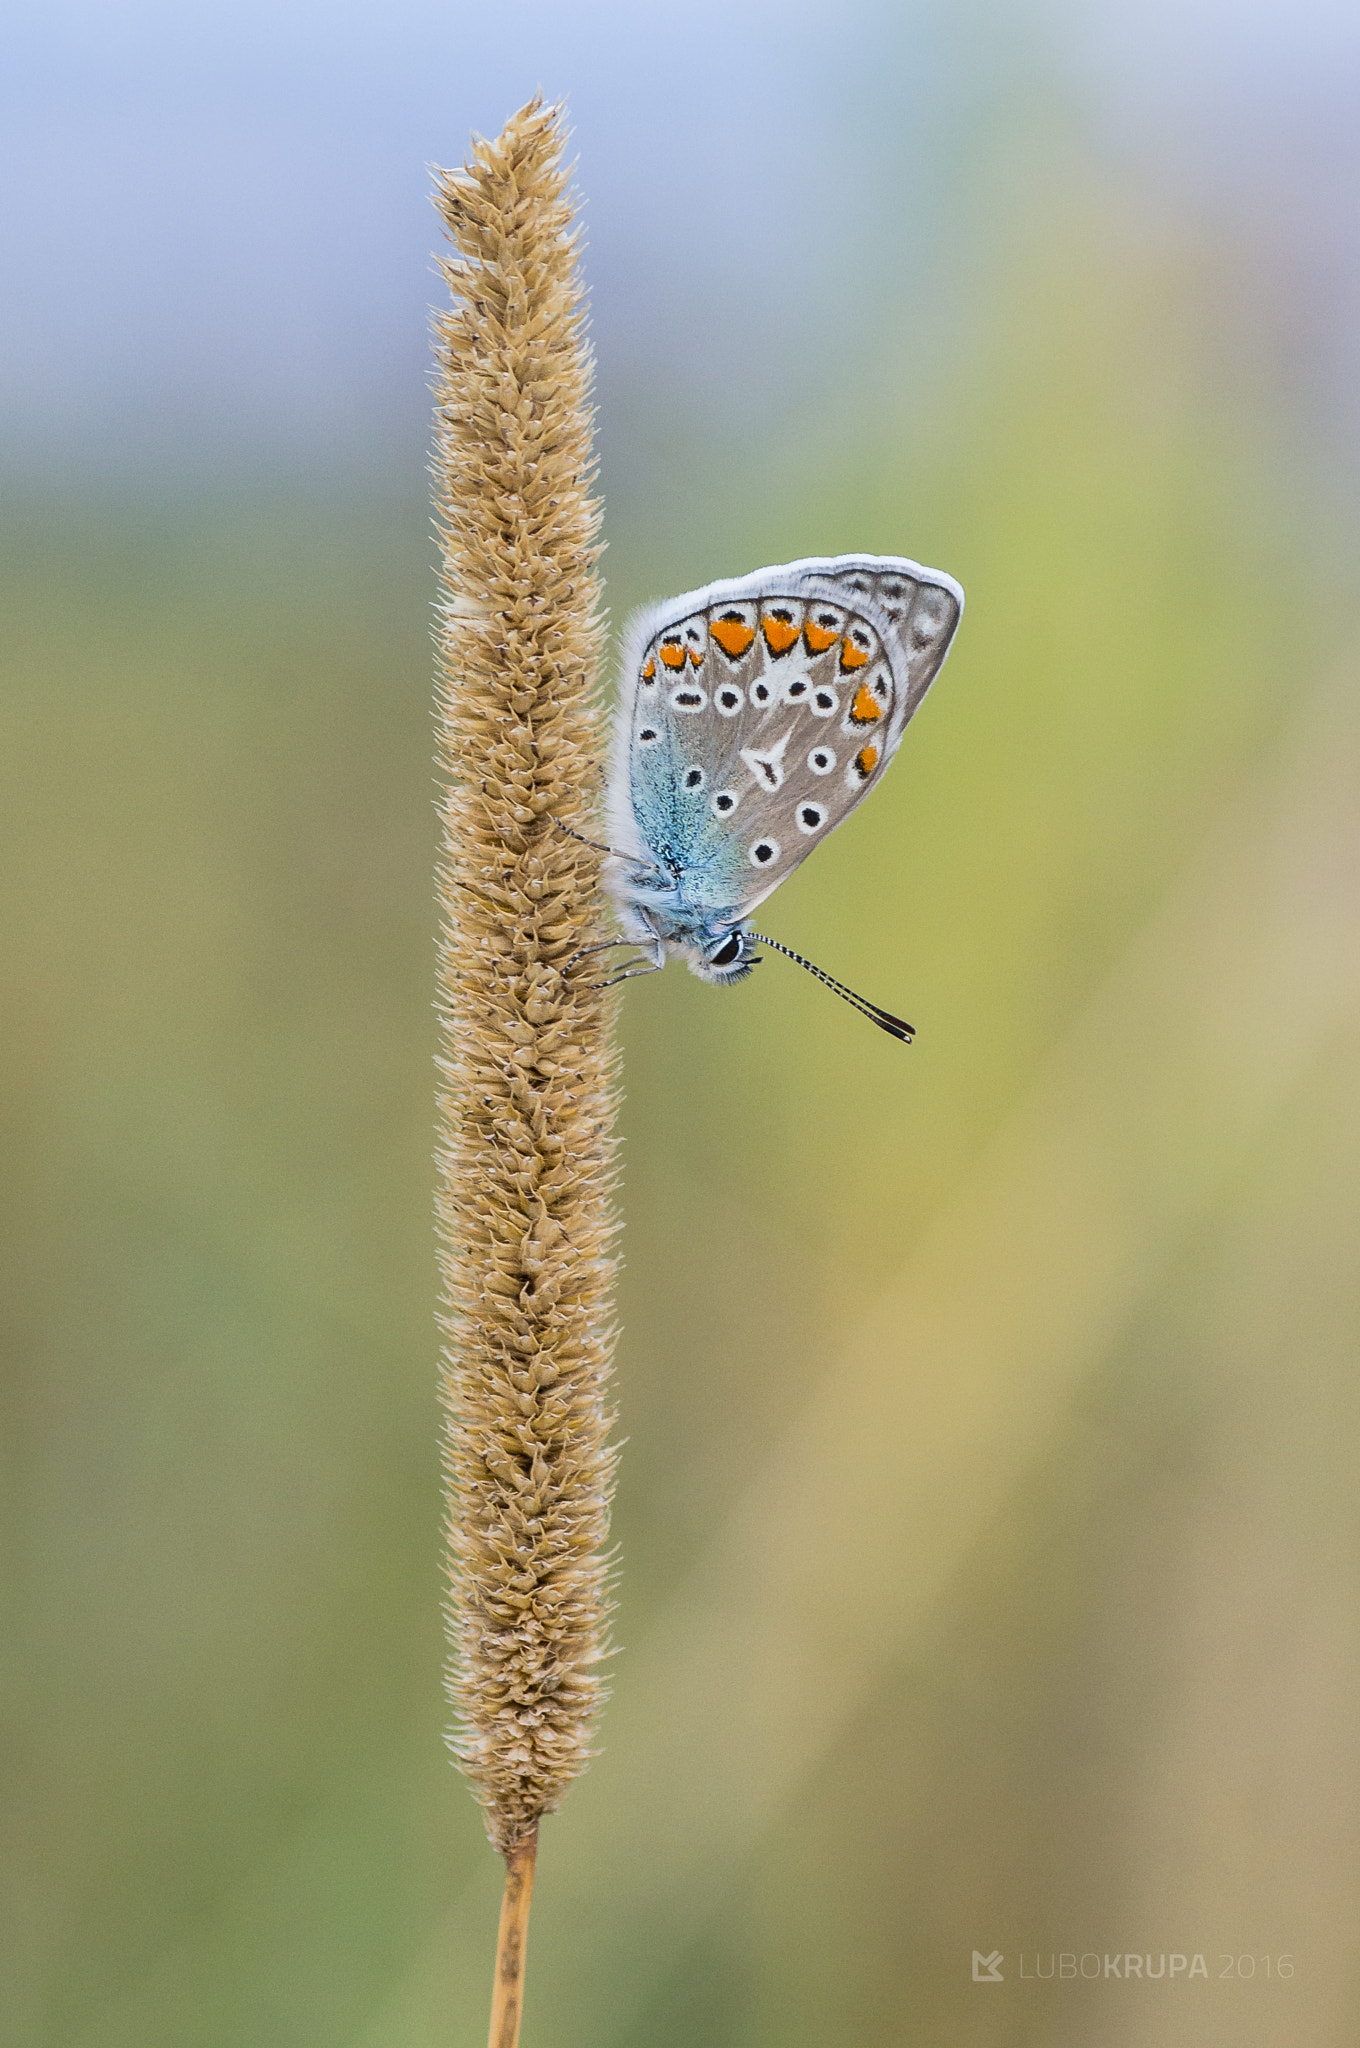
599;554;963;1040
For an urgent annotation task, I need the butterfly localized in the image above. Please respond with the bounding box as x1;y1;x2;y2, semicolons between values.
597;553;963;1041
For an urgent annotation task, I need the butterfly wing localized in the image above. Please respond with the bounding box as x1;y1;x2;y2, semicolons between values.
607;554;962;921
794;554;963;728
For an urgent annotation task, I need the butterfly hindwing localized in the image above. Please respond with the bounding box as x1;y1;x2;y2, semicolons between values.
616;555;961;918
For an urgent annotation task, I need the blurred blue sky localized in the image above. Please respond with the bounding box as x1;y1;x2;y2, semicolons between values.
4;0;1358;481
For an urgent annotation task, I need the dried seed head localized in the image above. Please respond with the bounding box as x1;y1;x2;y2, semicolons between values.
431;97;619;1857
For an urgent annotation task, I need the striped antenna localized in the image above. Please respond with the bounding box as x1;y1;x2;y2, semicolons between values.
746;931;915;1043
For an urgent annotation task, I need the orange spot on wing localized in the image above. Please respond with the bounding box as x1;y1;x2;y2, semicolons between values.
804;620;838;654
689;647;703;667
762;612;800;655
659;639;687;669
839;637;870;671
850;681;881;724
711;614;756;658
854;744;879;779
641;656;656;680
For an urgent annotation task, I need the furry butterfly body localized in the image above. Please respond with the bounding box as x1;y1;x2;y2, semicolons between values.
601;554;962;1036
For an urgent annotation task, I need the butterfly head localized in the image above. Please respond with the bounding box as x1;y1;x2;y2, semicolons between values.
688;925;761;985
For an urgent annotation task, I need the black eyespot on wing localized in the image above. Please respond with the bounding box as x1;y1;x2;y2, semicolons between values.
684;766;704;790
712;790;737;815
751;839;779;866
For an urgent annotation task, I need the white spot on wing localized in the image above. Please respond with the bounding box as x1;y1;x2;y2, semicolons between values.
740;725;794;791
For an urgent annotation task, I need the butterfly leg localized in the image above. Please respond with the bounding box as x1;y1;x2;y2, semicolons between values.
554;818;618;857
553;819;665;887
566;934;665;987
555;817;654;862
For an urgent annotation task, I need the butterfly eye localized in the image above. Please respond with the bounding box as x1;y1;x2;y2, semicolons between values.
750;838;780;866
684;766;705;790
710;932;743;969
797;803;826;834
808;747;836;774
711;789;738;816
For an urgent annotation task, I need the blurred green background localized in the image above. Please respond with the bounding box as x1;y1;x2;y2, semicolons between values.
4;4;1360;2044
